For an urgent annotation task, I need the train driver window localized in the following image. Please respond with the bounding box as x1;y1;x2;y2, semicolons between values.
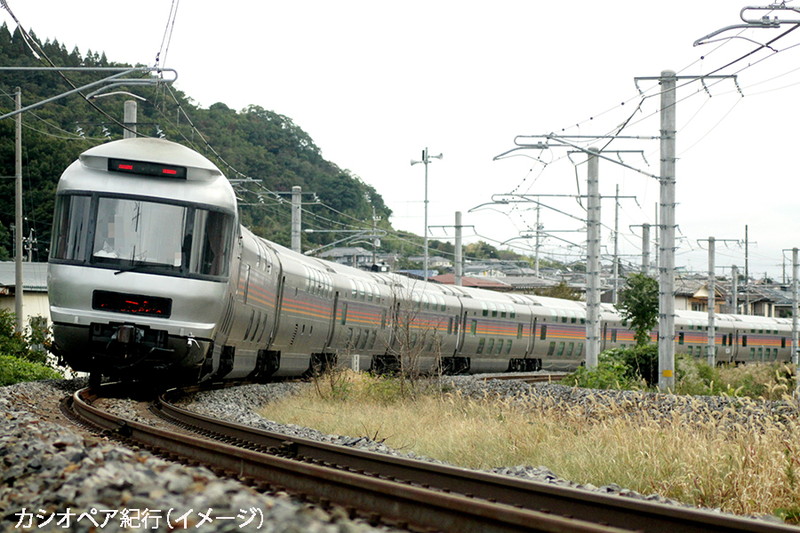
190;209;235;276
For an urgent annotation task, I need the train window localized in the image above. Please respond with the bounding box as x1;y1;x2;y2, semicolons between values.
556;342;565;356
481;303;488;317
749;347;755;360
381;310;387;329
341;304;348;325
487;338;495;353
561;316;567;323
496;339;504;355
477;338;485;354
189;208;234;276
505;341;512;355
51;194;92;261
547;341;555;356
577;344;583;357
742;335;747;347
471;320;477;336
611;330;617;343
678;332;684;345
500;307;506;318
782;337;787;348
517;324;523;339
540;325;547;340
510;309;516;319
490;303;498;318
447;318;453;335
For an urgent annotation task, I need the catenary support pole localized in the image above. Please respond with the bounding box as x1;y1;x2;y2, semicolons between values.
792;248;798;396
123;99;137;139
585;147;601;368
642;223;650;275
291;186;302;253
658;70;677;392
613;184;620;304
14;87;23;334
454;211;463;286
707;237;716;366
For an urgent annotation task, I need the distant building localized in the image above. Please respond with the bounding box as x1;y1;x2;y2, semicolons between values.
0;262;50;330
317;247;373;268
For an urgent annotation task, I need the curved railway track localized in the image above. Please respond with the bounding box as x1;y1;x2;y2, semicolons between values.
67;385;798;533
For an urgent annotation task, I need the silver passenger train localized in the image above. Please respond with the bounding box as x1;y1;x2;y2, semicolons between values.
47;139;796;385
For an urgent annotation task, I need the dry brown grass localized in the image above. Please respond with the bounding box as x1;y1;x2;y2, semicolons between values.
260;371;800;521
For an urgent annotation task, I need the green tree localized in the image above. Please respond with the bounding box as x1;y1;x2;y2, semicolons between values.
464;241;499;259
616;273;658;346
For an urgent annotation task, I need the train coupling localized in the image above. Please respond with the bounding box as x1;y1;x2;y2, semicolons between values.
114;324;143;344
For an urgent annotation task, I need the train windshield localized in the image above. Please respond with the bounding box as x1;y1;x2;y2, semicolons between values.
51;194;235;279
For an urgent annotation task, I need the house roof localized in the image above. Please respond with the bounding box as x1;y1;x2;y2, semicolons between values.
0;262;48;292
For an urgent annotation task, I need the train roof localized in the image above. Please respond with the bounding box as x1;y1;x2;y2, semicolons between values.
57;138;237;214
79;138;222;180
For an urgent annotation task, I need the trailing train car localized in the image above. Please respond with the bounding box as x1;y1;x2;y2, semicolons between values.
47;138;796;386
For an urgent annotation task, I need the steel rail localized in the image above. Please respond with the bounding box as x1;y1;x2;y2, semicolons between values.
70;387;625;533
156;387;799;533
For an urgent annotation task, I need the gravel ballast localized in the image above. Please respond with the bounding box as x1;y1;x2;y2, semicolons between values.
2;376;795;531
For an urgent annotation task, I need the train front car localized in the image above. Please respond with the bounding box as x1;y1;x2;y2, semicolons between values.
47;138;238;386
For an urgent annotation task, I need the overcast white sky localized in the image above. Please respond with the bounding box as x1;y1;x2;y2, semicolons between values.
3;1;800;281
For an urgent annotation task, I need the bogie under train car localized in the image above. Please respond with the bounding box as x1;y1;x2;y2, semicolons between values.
47;139;796;386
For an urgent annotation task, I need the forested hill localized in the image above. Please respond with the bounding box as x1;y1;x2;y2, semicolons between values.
0;23;398;261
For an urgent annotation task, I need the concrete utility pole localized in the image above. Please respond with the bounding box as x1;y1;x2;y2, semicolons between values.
792;248;799;396
744;225;752;315
429;214;474;287
707;237;716;366
658;70;677;392
410;148;442;282
586;148;601;368
534;204;541;278
454;211;463;286
371;204;381;266
630;223;651;275
612;185;621;304
291;186;302;253
731;265;739;314
123;99;137;139
14;87;23;333
699;236;739;366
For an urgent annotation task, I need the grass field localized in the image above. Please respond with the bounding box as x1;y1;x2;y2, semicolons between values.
260;367;800;523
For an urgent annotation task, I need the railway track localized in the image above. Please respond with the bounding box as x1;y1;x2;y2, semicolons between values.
67;385;798;533
479;372;570;383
